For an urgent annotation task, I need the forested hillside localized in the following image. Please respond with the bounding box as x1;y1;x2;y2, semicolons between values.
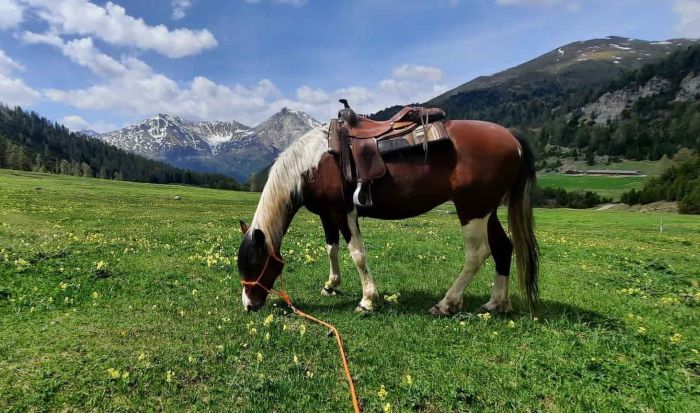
0;105;240;190
621;154;700;214
540;45;700;160
370;40;700;162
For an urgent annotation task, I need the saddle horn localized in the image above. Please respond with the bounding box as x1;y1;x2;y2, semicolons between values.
337;98;358;127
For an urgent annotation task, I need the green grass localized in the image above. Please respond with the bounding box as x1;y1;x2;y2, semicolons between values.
1;170;699;412
537;174;646;200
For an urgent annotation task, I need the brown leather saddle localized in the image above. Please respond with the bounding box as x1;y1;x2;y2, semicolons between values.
328;99;449;207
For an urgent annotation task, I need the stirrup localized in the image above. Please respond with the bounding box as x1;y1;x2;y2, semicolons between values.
352;181;373;208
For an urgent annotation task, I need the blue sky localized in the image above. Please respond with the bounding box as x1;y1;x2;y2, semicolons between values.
0;0;698;132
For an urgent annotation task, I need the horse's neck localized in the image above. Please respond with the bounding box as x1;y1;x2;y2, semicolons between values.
251;184;303;252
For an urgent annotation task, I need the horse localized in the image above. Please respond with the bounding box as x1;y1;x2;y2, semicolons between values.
237;119;539;315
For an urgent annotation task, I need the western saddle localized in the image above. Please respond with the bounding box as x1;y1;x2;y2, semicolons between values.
328;99;449;207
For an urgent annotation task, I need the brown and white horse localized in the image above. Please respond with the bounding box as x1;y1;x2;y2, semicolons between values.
238;120;539;314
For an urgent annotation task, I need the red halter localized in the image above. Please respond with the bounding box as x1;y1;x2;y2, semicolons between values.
240;250;289;305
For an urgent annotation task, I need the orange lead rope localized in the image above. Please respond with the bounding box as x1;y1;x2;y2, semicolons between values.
241;253;362;413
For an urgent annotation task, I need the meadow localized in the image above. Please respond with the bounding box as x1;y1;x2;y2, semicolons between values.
1;170;698;412
537;174;646;200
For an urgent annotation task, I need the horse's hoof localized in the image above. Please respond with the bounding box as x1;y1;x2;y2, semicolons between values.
428;304;458;316
321;286;337;296
355;304;373;313
480;300;513;314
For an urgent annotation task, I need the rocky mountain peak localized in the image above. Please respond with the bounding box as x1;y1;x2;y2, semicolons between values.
95;108;320;181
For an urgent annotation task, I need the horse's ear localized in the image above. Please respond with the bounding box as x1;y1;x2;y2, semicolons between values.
239;220;249;234
252;229;265;247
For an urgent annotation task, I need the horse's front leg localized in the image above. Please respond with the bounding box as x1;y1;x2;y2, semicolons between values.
320;215;341;296
347;210;378;312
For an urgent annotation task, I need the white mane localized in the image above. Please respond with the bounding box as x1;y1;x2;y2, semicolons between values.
251;124;329;248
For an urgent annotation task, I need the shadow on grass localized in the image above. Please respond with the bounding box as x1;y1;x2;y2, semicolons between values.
289;289;621;330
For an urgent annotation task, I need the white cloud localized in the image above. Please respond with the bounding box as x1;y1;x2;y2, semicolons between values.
284;65;448;120
674;0;700;38
23;0;217;58
0;0;23;29
296;85;330;105
30;34;283;124
60;114;115;132
171;0;192;20
0;49;25;75
392;64;443;82
0;49;40;106
41;44;447;123
0;75;41;106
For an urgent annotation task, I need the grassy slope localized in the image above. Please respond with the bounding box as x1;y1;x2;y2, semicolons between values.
1;170;698;412
538;175;646;200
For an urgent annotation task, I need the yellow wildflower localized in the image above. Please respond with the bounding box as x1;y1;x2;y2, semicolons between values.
404;374;413;386
59;282;69;291
121;371;129;380
299;324;306;336
263;314;274;327
249;328;258;336
508;320;516;328
137;352;146;361
95;261;106;271
670;333;682;344
257;352;263;362
383;402;392;413
106;368;121;379
192;289;198;296
477;312;492;321
377;385;388;400
293;354;299;364
166;370;175;383
637;326;646;334
384;293;400;304
659;296;680;305
305;370;314;378
265;332;271;341
91;291;99;299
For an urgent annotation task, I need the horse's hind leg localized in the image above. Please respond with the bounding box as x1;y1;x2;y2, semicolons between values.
346;209;378;312
429;213;491;316
482;213;513;313
320;215;341;296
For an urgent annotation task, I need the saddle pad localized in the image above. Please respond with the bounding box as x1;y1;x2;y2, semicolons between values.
377;122;448;154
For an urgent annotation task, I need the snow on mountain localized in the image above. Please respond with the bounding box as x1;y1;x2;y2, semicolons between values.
98;109;321;181
100;114;211;156
77;129;101;138
182;119;252;154
253;107;323;151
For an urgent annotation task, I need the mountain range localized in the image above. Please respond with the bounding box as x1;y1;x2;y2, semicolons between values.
92;108;321;181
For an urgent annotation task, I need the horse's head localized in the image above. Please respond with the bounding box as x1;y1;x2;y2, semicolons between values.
237;221;284;312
